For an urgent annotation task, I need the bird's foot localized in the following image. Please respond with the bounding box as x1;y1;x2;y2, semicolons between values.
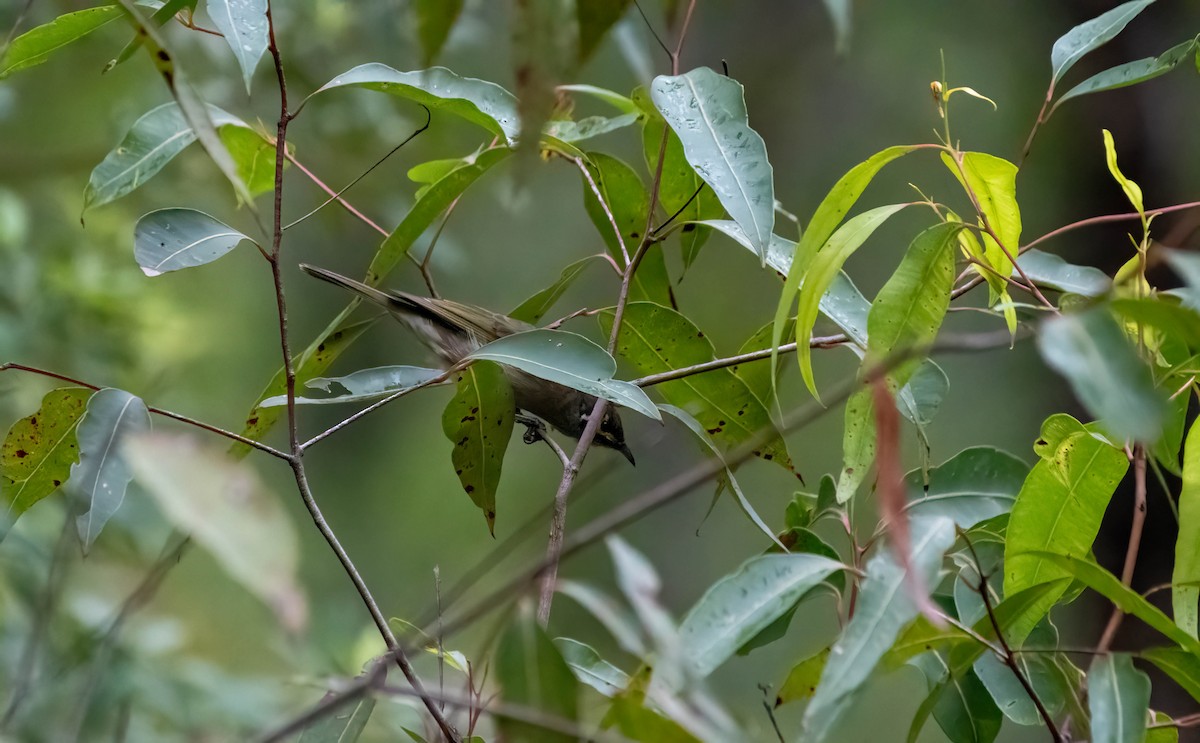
515;413;548;445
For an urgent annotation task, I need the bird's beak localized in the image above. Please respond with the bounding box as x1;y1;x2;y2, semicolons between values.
618;443;636;466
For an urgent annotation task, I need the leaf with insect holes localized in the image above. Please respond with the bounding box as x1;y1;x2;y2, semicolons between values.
442;361;514;535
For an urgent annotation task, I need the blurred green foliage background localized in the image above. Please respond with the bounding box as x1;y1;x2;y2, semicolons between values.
1;1;1197;740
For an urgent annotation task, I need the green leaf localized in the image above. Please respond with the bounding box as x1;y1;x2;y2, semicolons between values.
835;386;874;504
650;68;774;262
600;302;790;468
70;389;151;553
1038;307;1167;443
134;208;254;276
731;318;794;409
371;147;512;284
496;604;579;743
942;153;1020;297
1111;297;1200;352
510;256;608;324
896;359;949;428
125;433;307;631
83;102;248;211
819;0;851;53
559;84;640;115
1050;0;1156;85
1141;647;1200;703
607;536;680;679
1174;417;1200;638
794;204;910;398
802;516;956;743
1056;38;1199;110
0;6;124;79
604;669;702;743
297;685;375;743
309;64;521;143
677;554;841;678
512;0;574;164
233;316;379;458
0;388;92;539
442;361;514;534
105;0;197;73
1031;552;1200;653
1163;248;1200;311
659;405;783;546
544;113;639;143
1088;654;1151;743
867;222;962;386
260;365;445;407
1004;414;1128;606
1018;249;1112;297
413;0;464;66
1103;129;1145;215
1152;386;1190;476
219;125;284;197
206;0;267;93
910;657;1002;743
556;580;645;656
775;647;831;707
576;0;632;62
553;637;629;697
904;447;1028;529
466;329;660;421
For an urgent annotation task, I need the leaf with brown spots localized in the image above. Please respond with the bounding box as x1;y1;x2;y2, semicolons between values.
1;387;93;540
441;361;514;535
601;302;793;472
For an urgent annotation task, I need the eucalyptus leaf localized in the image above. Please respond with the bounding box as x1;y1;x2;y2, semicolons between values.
134;208;254;276
70;389;151;553
509;254;608;324
1173;417;1200;638
259;365;445;407
206;0;267;93
466;329;660;421
1056;38;1198;110
904;446;1028;529
0;6;123;79
1088;654;1150;743
553;637;629;698
413;0;464;66
496;602;579;743
1018;249;1112;297
297;687;375;743
442;361;514;534
1050;0;1156;85
1163;248;1200;310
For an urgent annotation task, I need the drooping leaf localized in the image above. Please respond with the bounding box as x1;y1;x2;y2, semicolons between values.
775;647;831;707
0;6;124;79
206;0;268;93
544;112;639;143
134;208;255;276
219;125;285;197
600;302;791;468
297;683;375;743
1174;417;1200;638
553;637;629;697
510;255;608;325
413;0;464;66
835;386;874;504
1055;38;1199;110
0;388;92;539
942;153;1020;306
658;405;783;546
556;580;646;656
802;516;956;742
910;656;1002;743
606;536;682;686
867;221;962;386
105;0;197;73
1038;307;1167;443
260;365;445;407
441;361;514;534
125;433;307;631
466;329;660;421
495;601;579;743
819;0;852;53
677;554;841;679
730;318;794;409
904;447;1028;529
1049;0;1157;85
1088;654;1151;743
650;68;774;263
1018;249;1112;297
309;64;521;143
1004;414;1128;607
576;0;633;62
794;204;911;398
1141;647;1200;703
70;389;151;553
1102;129;1145;215
83;102;248;211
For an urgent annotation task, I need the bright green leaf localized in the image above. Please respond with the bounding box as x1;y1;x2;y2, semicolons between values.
776;647;831;707
1141;647;1200;703
1174;417;1200;638
218;125;284;198
0;6;123;79
835;386;873;504
1103;129;1145;215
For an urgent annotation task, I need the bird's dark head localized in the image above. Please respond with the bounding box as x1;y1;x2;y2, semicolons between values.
593;407;634;465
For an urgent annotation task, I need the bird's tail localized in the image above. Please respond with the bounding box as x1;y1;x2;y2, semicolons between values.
299;263;417;312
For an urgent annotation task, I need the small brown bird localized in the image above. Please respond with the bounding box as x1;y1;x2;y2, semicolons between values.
300;264;634;464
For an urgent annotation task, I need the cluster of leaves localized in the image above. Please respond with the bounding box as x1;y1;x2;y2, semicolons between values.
2;1;1200;742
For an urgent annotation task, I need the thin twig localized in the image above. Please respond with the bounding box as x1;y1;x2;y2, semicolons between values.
0;363;291;460
263;6;457;740
418;196;461;298
1097;444;1147;653
632;335;849;388
574;155;630;266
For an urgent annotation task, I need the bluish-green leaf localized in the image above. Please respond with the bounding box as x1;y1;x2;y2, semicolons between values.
1089;654;1151;743
650;68;774;262
904;447;1028;529
1018;249;1112;297
678;553;841;679
206;0;267;93
1056;38;1198;110
310;64;521;143
442;361;514;535
553;637;629;697
576;0;633;62
466;329;660;421
134;208;254;276
1163;248;1200;311
0;6;124;79
297;685;375;743
1038;307;1167;443
70;389;151;553
260;366;446;407
803;516;956;742
1050;0;1157;85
